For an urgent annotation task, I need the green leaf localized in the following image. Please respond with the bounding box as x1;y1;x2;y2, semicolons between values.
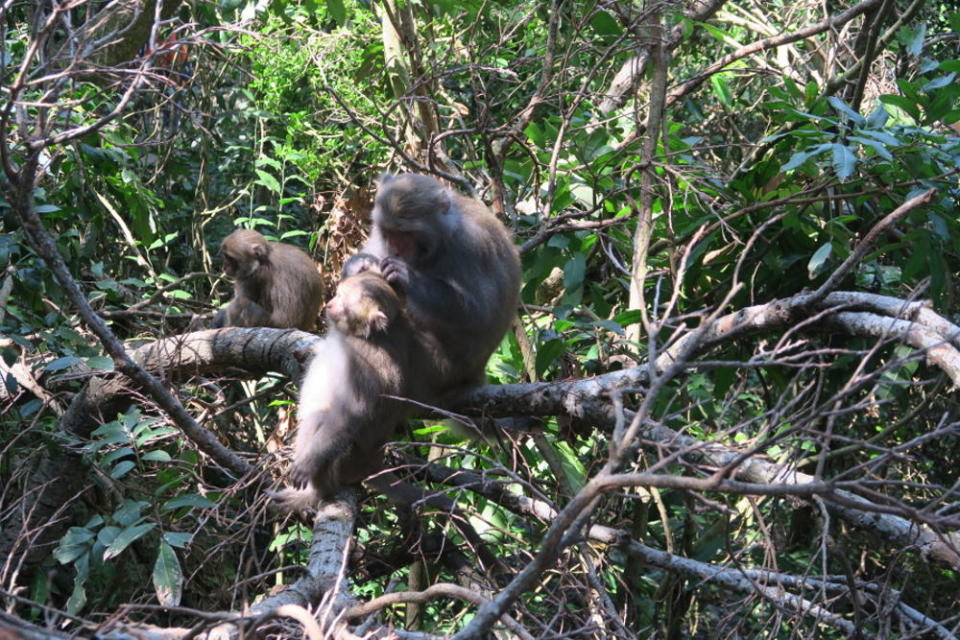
525;122;544;147
830;143;857;180
60;526;96;546
153;541;183;607
923;73;956;92
142;450;172;463
826;96;864;126
553;439;586;490
254;169;281;194
613;309;643;328
113;500;148;526
857;129;900;146
85;356;115;371
590;10;621;36
103;523;157;560
44;356;81;372
563;254;586;291
326;0;346;25
109;460;136;479
903;24;926;57
66;581;87;616
97;525;120;548
782;143;831;172
163;532;194;548
710;72;733;108
879;94;920;121
101;447;135;467
847;136;893;161
162;494;217;512
535;338;567;378
54;544;89;565
808;242;833;278
865;106;889;128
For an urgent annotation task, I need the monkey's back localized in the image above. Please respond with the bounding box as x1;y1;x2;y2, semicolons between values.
428;193;521;388
263;242;324;331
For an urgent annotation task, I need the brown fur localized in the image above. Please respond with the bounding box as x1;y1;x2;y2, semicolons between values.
272;271;422;510
348;173;521;400
214;229;324;331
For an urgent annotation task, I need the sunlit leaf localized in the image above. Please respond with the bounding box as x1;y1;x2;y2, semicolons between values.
153;541;183;607
808;242;833;278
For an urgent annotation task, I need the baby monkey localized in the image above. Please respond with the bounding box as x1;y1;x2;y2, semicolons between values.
272;267;421;510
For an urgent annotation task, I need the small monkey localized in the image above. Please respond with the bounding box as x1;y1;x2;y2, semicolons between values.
348;173;521;400
214;229;324;331
272;270;421;509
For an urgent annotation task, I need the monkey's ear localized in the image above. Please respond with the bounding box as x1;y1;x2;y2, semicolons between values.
377;173;397;187
251;243;269;262
368;310;390;334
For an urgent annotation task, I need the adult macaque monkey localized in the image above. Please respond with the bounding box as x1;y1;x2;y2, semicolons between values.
272;270;421;508
345;173;521;399
214;229;324;331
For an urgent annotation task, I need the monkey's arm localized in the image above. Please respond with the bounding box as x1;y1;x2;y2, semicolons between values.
214;298;270;328
380;256;488;329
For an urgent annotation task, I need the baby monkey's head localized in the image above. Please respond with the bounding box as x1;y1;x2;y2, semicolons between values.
326;271;402;338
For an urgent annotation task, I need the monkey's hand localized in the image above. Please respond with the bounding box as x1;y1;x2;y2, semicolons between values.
288;457;315;490
380;256;411;291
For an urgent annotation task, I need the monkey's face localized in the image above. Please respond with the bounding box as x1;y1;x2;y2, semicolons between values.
373;175;453;266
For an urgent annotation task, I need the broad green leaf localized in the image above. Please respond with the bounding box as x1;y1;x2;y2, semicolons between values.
326;0;346;25
114;500;148;526
830;143;857;180
808;242;833;278
162;494;217;512
85;356;115;371
109;460;136;479
857;129;900;146
60;527;96;546
54;544;88;565
865;106;889;128
848;136;893;161
535;338;567;378
97;525;120;547
142;450;172;463
553;439;586;490
44;356;81;372
101;447;135;467
153;541;183;607
826;96;865;125
254;169;281;194
66;582;87;616
563;254;586;291
904;24;926;57
923;73;955;92
103;523;157;560
163;532;194;548
525;122;544;147
255;156;282;170
590;10;621;36
711;73;733;108
613;309;643;328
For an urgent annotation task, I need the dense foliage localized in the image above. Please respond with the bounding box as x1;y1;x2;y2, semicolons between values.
1;1;959;638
